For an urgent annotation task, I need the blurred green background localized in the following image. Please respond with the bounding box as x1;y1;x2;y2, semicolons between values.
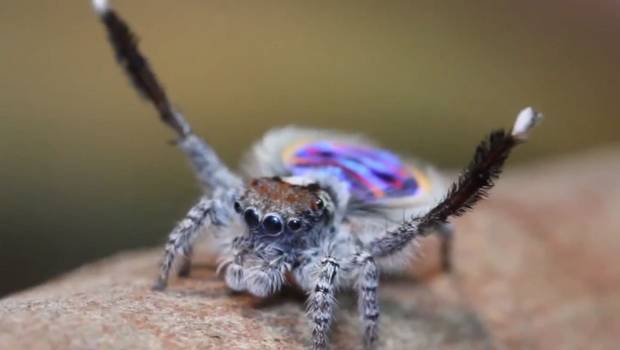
1;0;619;296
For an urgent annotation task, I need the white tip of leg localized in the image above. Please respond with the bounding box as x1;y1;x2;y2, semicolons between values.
512;106;543;140
91;0;110;15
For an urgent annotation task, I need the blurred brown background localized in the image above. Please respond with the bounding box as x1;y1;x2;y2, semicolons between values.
1;0;618;297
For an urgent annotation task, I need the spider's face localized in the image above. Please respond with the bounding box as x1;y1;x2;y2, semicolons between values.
234;177;332;240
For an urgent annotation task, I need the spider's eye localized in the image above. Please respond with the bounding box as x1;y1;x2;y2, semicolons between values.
262;214;283;235
315;198;324;210
244;208;260;228
234;201;242;213
287;218;302;232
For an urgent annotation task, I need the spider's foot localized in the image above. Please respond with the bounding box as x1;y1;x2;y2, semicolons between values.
177;262;192;278
441;256;453;274
151;279;168;291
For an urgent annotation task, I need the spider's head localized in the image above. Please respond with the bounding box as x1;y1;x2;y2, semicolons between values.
234;177;333;240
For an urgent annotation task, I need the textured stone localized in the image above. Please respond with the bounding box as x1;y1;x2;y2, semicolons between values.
1;148;619;350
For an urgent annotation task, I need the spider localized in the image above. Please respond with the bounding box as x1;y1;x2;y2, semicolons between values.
92;1;542;349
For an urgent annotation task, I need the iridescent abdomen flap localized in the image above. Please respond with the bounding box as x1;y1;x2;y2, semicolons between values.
285;141;420;201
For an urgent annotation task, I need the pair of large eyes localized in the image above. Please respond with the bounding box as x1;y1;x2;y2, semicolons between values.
234;202;303;235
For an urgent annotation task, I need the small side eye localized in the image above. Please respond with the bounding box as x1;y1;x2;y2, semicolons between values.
287;218;302;232
234;201;242;213
315;198;324;210
244;208;260;228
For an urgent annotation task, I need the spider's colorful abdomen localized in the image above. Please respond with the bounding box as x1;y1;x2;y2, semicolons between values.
284;140;423;201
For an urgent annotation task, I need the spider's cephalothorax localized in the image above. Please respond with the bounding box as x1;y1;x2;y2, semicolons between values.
222;177;337;296
92;1;543;349
236;177;333;241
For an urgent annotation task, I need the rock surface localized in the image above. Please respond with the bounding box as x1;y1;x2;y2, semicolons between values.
1;148;619;350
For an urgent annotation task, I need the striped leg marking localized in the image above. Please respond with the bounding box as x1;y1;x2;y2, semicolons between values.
153;197;212;291
354;253;380;348
307;257;340;350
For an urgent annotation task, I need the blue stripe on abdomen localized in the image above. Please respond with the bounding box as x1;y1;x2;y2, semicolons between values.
286;141;420;201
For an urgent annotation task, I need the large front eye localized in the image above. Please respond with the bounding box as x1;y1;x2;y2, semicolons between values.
262;214;283;235
244;208;260;228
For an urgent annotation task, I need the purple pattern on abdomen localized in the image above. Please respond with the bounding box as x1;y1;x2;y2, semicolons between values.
286;141;419;201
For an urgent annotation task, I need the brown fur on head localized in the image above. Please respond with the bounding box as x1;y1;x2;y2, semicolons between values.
235;177;332;237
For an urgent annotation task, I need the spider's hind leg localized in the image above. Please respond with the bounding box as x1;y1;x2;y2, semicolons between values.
369;107;542;259
437;223;455;273
92;0;242;192
177;247;193;278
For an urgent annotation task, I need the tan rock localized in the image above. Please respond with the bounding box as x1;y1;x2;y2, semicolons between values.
1;148;619;350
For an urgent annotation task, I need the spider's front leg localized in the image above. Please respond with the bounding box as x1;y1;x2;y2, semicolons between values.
352;252;380;348
306;256;341;350
154;196;234;290
301;251;380;350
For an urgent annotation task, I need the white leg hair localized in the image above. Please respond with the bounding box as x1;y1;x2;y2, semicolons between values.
306;256;340;350
353;252;380;348
298;249;381;350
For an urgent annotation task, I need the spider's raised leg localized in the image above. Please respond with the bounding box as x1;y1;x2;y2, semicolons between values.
153;197;232;290
370;107;542;258
306;257;340;350
92;0;242;192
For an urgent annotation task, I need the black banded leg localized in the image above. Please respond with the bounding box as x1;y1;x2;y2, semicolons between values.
91;0;242;192
307;257;340;350
153;197;212;291
353;253;380;348
369;107;542;258
437;223;454;273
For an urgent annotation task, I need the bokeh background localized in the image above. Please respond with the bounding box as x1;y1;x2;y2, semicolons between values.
1;0;619;297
